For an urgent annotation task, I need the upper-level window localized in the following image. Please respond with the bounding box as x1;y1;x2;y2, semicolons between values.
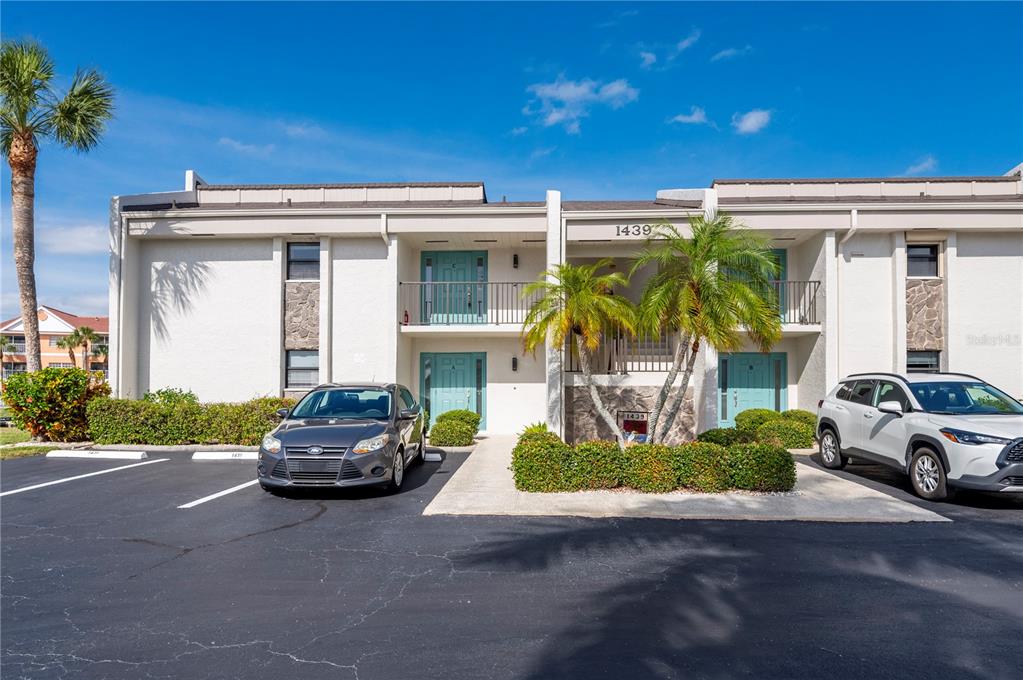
907;244;939;278
907;350;940;373
287;243;320;280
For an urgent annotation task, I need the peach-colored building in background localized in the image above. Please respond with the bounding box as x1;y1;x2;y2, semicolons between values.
1;306;109;379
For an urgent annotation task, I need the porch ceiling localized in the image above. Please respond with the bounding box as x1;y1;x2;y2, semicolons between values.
398;233;546;250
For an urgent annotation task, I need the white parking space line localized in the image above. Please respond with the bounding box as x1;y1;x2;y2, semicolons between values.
178;479;260;509
0;459;169;497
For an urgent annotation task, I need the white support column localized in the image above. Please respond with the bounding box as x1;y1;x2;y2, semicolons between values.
318;236;333;385
892;231;907;373
824;230;839;390
272;237;285;393
943;232;957;371
544;190;564;437
699;344;718;432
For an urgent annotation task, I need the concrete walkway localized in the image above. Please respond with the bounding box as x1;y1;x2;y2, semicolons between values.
424;435;949;523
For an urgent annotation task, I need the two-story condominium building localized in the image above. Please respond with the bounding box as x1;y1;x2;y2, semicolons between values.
108;167;1023;441
1;306;109;380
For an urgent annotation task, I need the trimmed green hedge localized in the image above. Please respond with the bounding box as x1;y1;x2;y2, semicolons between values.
696;427;754;447
86;396;294;445
511;431;572;492
567;441;624;489
435;409;482;433
3;368;110;442
674;442;731;492
734;408;783;433
754;419;816;449
428;419;476;447
781;409;817;428
726;443;796;492
624;444;677;493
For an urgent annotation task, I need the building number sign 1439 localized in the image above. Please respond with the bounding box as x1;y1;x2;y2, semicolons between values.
615;224;654;237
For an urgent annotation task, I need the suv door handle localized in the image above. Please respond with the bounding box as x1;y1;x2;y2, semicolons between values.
864;412;874;419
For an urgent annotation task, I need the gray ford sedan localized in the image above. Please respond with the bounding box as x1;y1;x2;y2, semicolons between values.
257;383;426;493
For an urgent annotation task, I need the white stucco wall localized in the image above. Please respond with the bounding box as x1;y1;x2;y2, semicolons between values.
136;238;281;401
947;231;1023;397
837;232;896;376
408;336;546;434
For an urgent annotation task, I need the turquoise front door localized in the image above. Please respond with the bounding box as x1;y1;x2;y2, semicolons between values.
421;251;488;324
420;352;486;428
718;352;787;427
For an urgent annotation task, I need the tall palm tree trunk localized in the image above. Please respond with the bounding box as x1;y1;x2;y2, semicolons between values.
575;335;626;449
656;338;701;443
81;342;89;373
8;135;41;372
648;330;691;444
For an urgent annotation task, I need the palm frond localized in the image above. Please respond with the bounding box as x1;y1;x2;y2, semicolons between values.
49;69;114;151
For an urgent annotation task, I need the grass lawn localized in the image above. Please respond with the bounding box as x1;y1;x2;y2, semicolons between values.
0;428;32;445
0;445;58;459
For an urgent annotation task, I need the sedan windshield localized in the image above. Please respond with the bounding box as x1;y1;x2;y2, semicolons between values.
909;381;1023;415
291;388;392;420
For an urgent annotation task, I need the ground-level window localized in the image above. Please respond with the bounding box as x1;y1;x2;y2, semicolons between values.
49;362;74;368
907;244;939;277
287;242;320;280
907;350;940;373
286;350;319;388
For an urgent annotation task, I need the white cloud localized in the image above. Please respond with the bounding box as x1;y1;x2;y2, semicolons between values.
217;136;275;156
509;126;528;136
639;51;657;69
529;147;555;162
283;123;326;139
524;76;639;133
670;106;709;125
675;29;701;55
595;9;639;29
38;225;109;254
731;109;772;134
902;155;938;176
711;45;753;62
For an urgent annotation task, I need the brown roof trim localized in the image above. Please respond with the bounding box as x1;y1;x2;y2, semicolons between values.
718;194;1023;205
199;181;485;190
712;175;1019;186
563;199;701;211
124;200;548;212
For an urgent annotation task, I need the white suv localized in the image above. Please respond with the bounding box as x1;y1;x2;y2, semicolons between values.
816;373;1023;500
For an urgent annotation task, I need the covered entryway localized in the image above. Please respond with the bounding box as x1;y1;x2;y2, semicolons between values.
717;352;787;427
420;352;486;428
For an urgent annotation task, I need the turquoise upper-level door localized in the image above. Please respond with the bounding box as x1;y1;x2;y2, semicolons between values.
422;251;488;324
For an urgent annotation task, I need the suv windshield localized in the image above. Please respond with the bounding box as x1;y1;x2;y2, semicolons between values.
291;388;392;420
909;381;1023;415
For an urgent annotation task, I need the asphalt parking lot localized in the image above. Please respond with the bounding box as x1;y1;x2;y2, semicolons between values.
2;450;1022;680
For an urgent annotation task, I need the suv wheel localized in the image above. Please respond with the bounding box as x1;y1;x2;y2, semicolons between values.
910;448;951;501
819;429;847;469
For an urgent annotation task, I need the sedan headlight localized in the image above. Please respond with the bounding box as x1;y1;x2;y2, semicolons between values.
352;434;390;454
261;434;282;454
940;428;1011;446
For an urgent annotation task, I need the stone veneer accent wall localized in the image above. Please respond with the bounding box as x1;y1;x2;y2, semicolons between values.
564;386;695;445
284;281;319;350
905;279;944;350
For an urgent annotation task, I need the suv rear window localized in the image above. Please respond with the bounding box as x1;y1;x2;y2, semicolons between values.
844;380;876;405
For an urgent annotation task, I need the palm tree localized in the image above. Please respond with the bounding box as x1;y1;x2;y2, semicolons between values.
56;333;78;367
633;215;782;444
72;326;99;373
1;40;115;371
522;259;637;448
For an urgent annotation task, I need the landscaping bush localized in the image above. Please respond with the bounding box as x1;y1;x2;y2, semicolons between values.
566;441;624;489
673;442;731;492
754;419;816;449
3;368;110;441
623;444;677;493
512;431;572;492
428;419;476;447
733;408;783;433
781;409;817;428
142;387;199;405
726;443;797;492
435;409;482;433
696;427;754;447
204;397;295;446
520;421;549;436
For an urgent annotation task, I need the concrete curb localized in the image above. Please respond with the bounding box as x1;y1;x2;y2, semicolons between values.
46;450;148;460
192;451;258;461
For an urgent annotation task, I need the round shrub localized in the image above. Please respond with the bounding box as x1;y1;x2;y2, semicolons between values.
673;442;730;492
512;431;571;492
734;408;783;433
623;444;677;493
4;368;110;441
726;443;797;492
566;441;624;489
754;419;816;449
697;427;741;447
781;409;817;428
435;409;482;434
428;419;476;447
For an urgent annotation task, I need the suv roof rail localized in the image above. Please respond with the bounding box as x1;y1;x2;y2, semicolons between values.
937;372;985;381
846;372;907;381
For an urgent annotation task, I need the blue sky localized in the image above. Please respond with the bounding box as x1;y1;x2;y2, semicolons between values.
2;1;1021;320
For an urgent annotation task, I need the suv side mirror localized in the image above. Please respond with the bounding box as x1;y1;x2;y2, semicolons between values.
400;407;420;421
276;408;290;419
877;401;903;416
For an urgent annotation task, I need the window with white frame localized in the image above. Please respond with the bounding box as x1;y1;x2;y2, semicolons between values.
907;244;939;278
285;350;319;388
287;243;320;280
907;350;940;373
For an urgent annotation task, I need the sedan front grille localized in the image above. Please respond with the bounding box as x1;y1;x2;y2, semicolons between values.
285;445;347;457
286;458;343;483
340;460;364;481
270;459;289;479
1004;440;1023;463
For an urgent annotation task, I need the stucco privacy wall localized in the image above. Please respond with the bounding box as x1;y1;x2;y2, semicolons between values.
794;232;828;410
136;238;281;401
948;232;1023;397
331;237;398;383
565;385;695;445
408;336;546;433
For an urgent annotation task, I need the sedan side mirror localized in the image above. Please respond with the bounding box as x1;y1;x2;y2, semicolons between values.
399;407;420;421
276;408;290;419
877;400;903;416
